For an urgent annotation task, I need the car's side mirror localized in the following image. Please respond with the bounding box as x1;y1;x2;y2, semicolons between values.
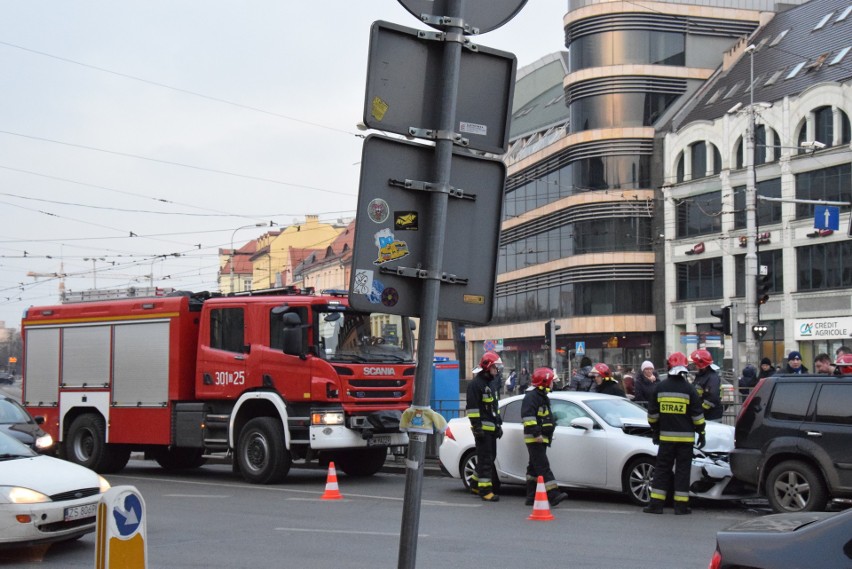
570;417;595;431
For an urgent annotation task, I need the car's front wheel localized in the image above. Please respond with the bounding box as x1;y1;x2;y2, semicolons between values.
623;455;655;506
765;460;828;513
460;450;477;490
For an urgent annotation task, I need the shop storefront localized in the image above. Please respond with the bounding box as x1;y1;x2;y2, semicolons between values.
793;316;852;368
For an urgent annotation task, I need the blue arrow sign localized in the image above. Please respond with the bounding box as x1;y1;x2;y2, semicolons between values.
113;493;143;537
814;205;839;231
575;341;585;356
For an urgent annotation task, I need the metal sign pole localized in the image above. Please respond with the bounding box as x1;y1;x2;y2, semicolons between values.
397;4;462;568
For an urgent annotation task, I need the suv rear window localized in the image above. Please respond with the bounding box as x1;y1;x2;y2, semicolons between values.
814;384;852;425
768;383;815;421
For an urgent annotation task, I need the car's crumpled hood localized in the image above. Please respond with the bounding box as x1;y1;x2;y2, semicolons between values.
0;455;101;495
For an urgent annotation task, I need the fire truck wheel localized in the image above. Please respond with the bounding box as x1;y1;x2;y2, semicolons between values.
237;417;291;484
65;414;130;474
334;447;387;477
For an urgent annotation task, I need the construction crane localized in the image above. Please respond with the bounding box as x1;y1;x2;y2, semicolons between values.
26;262;67;302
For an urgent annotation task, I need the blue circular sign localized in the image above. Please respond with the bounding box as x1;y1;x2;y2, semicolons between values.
113;492;143;537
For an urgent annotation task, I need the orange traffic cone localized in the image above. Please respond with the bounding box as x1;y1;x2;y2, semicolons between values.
527;476;554;521
321;461;343;500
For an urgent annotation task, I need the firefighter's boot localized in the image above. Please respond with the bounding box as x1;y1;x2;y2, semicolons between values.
674;503;692;515
643;498;664;514
480;492;500;502
524;479;536;506
547;488;568;507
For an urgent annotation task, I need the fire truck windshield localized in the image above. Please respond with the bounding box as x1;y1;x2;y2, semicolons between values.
317;310;413;363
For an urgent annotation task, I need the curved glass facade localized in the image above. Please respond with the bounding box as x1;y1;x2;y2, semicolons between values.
570;91;682;130
504;155;653;219
569;30;685;72
498;216;653;273
493;280;653;323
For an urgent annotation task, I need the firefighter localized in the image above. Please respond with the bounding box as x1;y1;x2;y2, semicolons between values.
466;351;504;502
521;367;569;507
690;349;724;421
589;363;626;397
643;352;706;515
835;353;852;375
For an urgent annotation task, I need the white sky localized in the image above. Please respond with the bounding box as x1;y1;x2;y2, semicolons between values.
0;1;568;330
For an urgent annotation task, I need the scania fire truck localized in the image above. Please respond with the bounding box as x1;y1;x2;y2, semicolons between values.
21;288;415;483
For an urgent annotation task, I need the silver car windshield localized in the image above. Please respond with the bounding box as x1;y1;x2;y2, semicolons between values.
317;310;414;363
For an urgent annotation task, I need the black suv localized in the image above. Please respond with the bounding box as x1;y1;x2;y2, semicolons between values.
730;374;852;513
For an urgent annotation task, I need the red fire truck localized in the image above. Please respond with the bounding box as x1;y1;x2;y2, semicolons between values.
21;288;415;483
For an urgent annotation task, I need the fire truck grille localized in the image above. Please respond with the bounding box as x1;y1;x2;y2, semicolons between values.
349;380;407;388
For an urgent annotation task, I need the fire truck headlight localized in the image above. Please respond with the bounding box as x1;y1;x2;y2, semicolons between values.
312;412;344;426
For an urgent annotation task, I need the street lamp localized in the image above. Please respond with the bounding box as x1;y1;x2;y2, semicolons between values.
230;223;265;293
743;44;760;365
83;257;105;289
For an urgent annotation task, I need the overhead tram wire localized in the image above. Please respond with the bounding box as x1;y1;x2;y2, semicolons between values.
0;40;358;137
0;130;356;199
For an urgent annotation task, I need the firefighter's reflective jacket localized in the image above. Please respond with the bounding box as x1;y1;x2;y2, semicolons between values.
521;387;555;444
647;376;705;443
466;371;500;434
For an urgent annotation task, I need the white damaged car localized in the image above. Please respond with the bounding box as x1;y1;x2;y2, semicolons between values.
0;430;110;548
438;391;753;505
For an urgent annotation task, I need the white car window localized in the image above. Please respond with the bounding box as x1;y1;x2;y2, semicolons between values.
585;398;648;427
550;399;591;427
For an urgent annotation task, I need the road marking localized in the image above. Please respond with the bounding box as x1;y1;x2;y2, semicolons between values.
276;527;427;538
162;494;230;498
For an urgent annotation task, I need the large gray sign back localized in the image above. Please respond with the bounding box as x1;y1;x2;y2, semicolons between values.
363;21;516;154
348;135;505;324
397;0;528;34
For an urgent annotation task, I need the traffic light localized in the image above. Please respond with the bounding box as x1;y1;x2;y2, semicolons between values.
544;319;561;345
710;306;731;335
757;273;772;305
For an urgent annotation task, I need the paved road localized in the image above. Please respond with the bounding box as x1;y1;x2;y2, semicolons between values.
0;457;766;568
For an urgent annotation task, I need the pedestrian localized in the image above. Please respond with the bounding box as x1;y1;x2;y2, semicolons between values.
783;351;808;374
633;360;658;403
521;367;568;507
836;346;851;358
505;369;518;394
569;356;594;391
690;349;724;421
757;357;775;380
814;353;836;375
738;364;758;397
518;367;531;392
621;367;636;400
590;363;626;397
466;351;504;502
643;352;706;515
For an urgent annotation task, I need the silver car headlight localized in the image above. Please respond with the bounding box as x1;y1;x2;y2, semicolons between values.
35;433;54;451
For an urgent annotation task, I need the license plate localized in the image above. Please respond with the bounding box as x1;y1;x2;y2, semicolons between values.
368;435;392;446
64;502;97;522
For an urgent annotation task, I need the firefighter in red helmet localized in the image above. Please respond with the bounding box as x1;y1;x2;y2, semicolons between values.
466;351;504;502
690;349;724;421
644;352;706;515
589;363;626;397
521;368;569;507
835;353;852;375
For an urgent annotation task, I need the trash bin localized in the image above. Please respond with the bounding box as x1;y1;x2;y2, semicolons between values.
428;358;460;457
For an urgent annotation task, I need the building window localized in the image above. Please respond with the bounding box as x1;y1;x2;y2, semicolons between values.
733;178;782;228
676;257;723;301
691;142;707;178
676;191;722;238
569;29;685;72
676;152;685;183
734;250;784;297
437;321;451;340
798;241;852;291
795;164;852;220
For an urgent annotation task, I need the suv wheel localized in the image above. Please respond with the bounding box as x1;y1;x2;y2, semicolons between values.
765;460;828;513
